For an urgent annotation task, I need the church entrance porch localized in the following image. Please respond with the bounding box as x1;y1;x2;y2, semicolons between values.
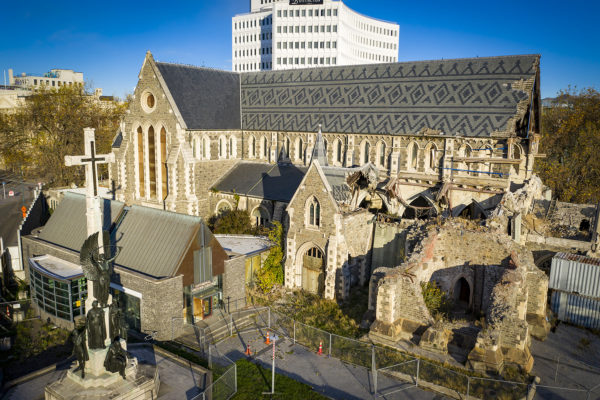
302;247;325;295
185;284;221;324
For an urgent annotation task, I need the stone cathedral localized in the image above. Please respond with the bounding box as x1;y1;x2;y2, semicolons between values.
110;51;542;302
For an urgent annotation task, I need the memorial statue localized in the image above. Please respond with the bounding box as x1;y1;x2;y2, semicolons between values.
72;327;89;378
109;298;128;341
86;300;107;349
104;338;128;379
80;231;120;307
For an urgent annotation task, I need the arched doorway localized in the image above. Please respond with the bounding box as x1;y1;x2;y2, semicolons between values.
402;196;437;220
454;277;470;306
302;247;325;295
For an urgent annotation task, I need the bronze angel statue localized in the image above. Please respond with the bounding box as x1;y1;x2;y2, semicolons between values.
80;231;120;307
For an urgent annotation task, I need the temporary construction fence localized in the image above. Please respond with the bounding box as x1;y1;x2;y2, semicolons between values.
270;312;531;399
192;343;237;400
174;306;272;352
175;303;600;400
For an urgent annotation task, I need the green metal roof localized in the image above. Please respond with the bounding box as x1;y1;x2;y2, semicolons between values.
38;192;124;251
112;205;200;279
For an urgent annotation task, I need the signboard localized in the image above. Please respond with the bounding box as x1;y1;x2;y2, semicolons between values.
8;190;14;197
289;0;323;5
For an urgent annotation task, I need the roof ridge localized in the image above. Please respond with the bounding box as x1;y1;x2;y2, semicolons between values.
129;204;202;221
155;60;239;75
241;54;541;76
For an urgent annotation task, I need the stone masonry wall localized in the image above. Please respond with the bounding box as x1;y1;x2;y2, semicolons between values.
285;165;337;292
22;236;184;341
113;267;183;341
222;255;246;312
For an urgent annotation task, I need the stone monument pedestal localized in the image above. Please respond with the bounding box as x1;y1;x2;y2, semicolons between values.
44;352;159;400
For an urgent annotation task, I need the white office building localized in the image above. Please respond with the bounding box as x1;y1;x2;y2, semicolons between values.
8;68;83;88
232;0;399;72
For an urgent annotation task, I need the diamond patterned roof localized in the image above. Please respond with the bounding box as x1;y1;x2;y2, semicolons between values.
240;55;539;137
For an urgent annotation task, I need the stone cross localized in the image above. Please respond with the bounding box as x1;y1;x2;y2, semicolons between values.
65;128;115;241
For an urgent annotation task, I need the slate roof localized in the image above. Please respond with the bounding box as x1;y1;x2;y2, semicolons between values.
240;55;539;137
152;55;538;137
321;166;353;204
38;192;124;251
155;62;241;130
214;162;307;202
112;205;200;279
112;131;123;148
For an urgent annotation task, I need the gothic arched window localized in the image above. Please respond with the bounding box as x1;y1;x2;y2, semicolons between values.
308;197;320;227
362;140;370;165
335;139;343;164
410;142;418;170
219;136;226;158
262;136;268;158
296;137;303;161
160;128;168;200
137;126;145;198
229;136;237;158
378;141;386;167
148;126;157;198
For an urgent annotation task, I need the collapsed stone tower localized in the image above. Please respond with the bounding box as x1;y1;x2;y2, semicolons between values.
366;220;549;373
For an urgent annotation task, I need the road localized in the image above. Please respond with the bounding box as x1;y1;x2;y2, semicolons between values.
0;170;38;247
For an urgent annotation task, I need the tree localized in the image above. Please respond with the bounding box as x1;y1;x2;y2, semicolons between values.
535;87;600;203
209;209;253;234
0;84;127;185
255;221;284;293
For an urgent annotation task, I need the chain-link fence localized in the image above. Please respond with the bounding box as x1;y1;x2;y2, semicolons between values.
267;308;543;399
173;303;600;400
174;306;271;353
193;344;237;400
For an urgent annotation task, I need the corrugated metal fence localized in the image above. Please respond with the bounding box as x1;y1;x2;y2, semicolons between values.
549;253;600;329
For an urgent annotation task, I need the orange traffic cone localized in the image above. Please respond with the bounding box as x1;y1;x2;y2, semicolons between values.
245;344;252;356
317;340;323;356
265;331;271;345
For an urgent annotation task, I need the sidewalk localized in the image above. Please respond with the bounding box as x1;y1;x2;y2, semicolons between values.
215;329;448;400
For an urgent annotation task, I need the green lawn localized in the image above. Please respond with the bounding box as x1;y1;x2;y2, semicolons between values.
232;359;329;399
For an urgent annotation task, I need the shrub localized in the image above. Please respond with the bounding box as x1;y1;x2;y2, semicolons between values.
255;222;284;293
420;281;452;319
209;209;253;234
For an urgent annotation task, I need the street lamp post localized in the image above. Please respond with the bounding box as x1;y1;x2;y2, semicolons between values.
2;181;5;199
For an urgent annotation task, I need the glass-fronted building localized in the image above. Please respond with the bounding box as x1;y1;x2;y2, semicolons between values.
29;255;87;328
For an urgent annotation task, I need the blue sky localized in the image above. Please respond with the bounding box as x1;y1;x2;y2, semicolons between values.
1;0;598;98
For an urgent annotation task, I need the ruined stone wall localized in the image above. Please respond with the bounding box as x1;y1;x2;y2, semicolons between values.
368;221;547;372
341;209;373;257
371;222;407;270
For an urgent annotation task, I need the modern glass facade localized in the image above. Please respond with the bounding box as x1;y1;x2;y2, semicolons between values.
29;256;87;322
